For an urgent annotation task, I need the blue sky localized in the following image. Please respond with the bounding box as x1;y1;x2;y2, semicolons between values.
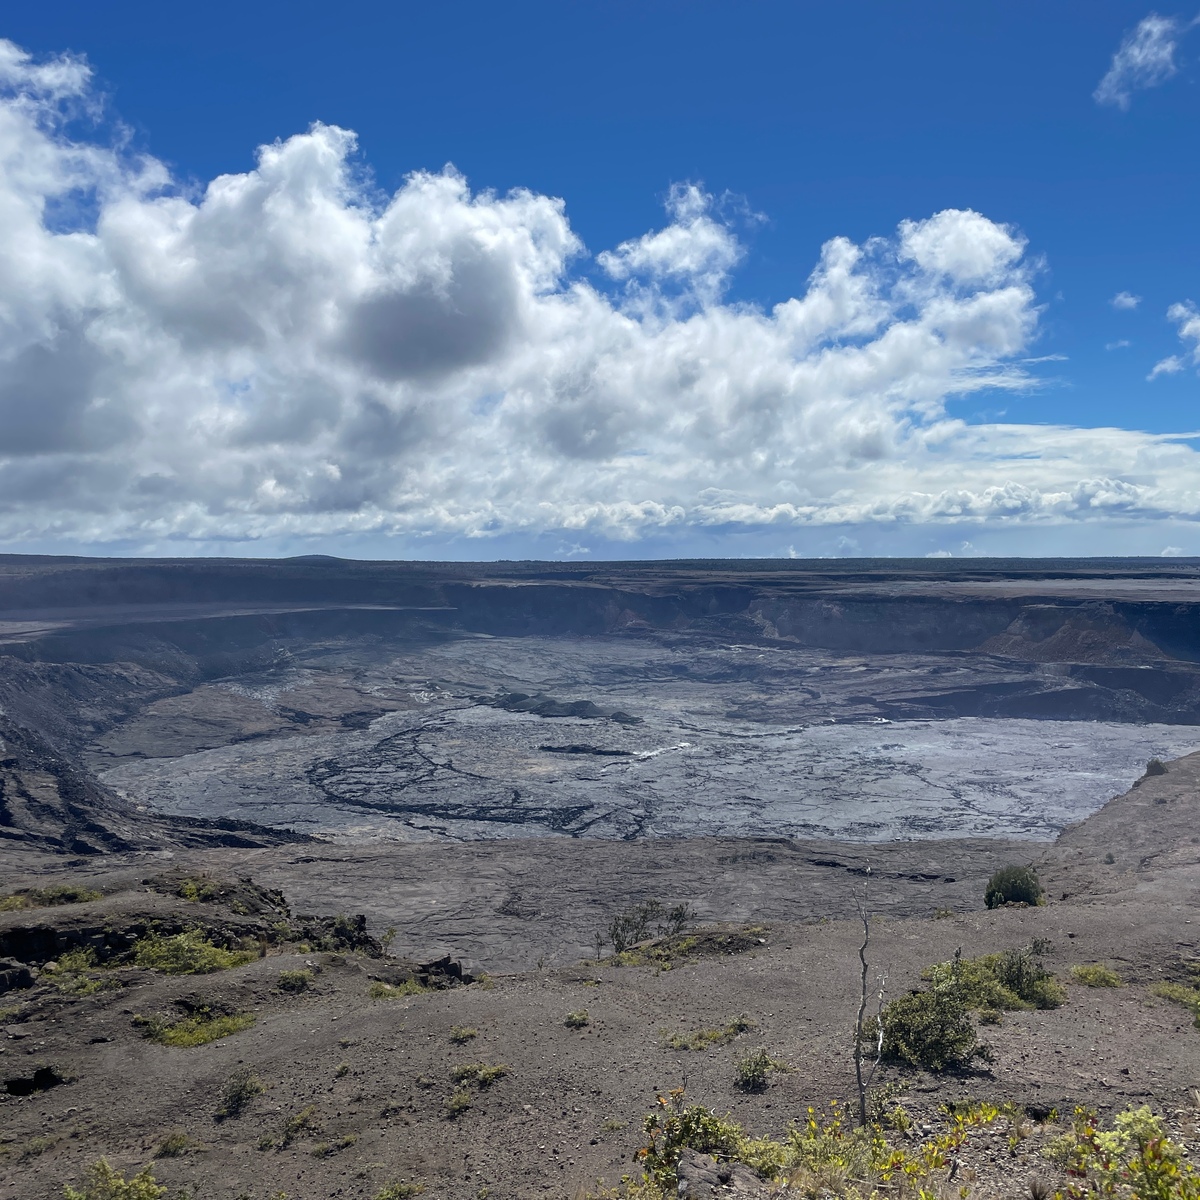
1;2;1199;558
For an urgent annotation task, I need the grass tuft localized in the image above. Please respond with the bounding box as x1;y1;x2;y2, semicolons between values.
136;1009;256;1048
1070;963;1124;988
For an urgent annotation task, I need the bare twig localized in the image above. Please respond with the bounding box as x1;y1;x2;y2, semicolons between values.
853;868;887;1127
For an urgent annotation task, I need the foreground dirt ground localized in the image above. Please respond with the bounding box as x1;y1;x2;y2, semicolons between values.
2;755;1199;1199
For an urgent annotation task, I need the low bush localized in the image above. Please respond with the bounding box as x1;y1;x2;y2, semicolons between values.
374;1183;425;1199
136;1008;255;1048
1046;1106;1200;1196
1145;757;1168;777
215;1068;265;1120
564;1010;590;1029
984;864;1044;908
134;930;255;975
449;1025;477;1043
63;1160;167;1200
445;1089;473;1118
880;985;983;1072
153;1129;196;1158
45;948;117;998
605;900;696;953
1071;963;1124;988
277;968;314;993
450;1062;507;1088
734;1047;785;1092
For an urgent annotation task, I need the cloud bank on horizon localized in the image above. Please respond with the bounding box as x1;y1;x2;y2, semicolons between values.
0;38;1199;556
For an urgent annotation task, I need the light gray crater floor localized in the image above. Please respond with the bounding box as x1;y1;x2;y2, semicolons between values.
97;636;1200;844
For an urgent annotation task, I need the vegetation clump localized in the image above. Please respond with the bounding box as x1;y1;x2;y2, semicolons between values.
1071;963;1124;988
564;1009;590;1029
135;1008;256;1048
449;1025;477;1043
176;877;221;903
0;884;102;912
311;1133;358;1157
1044;1105;1200;1197
450;1062;508;1088
1144;757;1168;777
605;900;696;954
277;968;314;993
63;1159;167;1200
925;947;1065;1011
44;948;117;997
277;1104;320;1148
984;864;1044;908
215;1068;265;1120
153;1130;197;1158
663;1017;753;1051
134;930;255;975
625;1089;1000;1198
374;1184;424;1200
733;1047;786;1092
1152;979;1200;1027
369;979;427;999
445;1089;473;1118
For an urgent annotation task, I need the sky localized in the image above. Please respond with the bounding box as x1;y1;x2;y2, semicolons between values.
1;1;1199;561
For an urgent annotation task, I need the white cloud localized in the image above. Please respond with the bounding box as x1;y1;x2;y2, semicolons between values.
1094;13;1188;109
1105;339;1131;350
3;40;1200;554
1149;301;1200;379
1160;545;1186;556
1111;290;1141;310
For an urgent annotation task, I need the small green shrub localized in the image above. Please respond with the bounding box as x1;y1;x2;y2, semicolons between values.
134;930;255;975
1048;1106;1200;1195
881;985;983;1071
374;1184;425;1199
1071;963;1124;988
449;1025;477;1043
335;1061;350;1078
176;877;220;903
19;1135;58;1160
278;1104;320;1148
924;947;1064;1011
369;979;427;999
153;1130;196;1158
136;1009;255;1048
311;1133;358;1157
663;1017;752;1051
734;1047;785;1092
277;968;314;993
451;1062;508;1088
45;948;116;997
215;1068;265;1120
63;1159;167;1200
445;1089;473;1118
564;1010;590;1029
984;864;1044;908
1151;981;1200;1027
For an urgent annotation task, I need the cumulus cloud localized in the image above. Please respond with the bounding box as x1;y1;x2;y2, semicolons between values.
1111;290;1141;310
2;40;1200;553
1094;13;1190;109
